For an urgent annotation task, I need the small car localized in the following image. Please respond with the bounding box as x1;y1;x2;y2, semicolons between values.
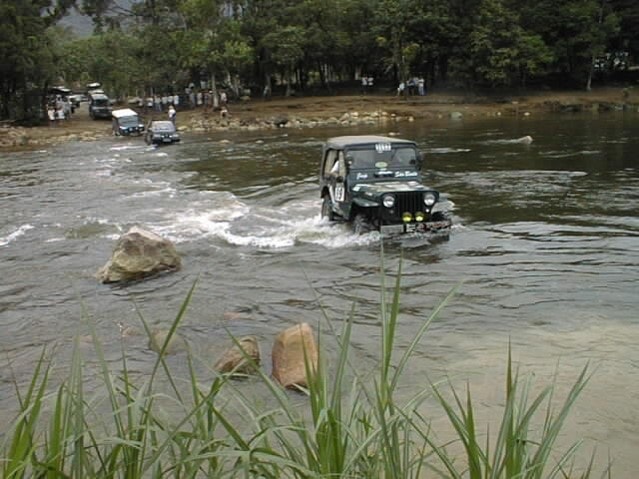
111;108;145;136
144;120;180;145
88;93;112;119
319;135;451;235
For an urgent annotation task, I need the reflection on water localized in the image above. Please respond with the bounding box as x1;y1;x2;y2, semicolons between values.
1;112;638;475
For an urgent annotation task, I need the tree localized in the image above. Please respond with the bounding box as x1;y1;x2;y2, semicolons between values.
262;26;306;96
0;0;75;121
399;0;461;86
608;0;639;64
515;32;553;87
374;0;414;86
466;0;522;86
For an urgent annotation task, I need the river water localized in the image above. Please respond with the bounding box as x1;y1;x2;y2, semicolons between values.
1;111;638;475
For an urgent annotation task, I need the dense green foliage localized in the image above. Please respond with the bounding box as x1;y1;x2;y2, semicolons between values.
1;0;636;120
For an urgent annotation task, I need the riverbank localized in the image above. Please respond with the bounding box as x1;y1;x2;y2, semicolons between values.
1;87;637;150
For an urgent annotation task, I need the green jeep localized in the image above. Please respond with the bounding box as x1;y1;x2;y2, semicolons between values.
319;135;452;234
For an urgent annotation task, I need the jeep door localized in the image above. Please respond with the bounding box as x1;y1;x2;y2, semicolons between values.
322;149;349;217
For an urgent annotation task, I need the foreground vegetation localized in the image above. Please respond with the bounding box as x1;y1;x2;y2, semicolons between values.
2;0;639;121
1;264;600;478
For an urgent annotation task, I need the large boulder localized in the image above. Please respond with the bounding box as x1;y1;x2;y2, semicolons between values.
97;226;181;283
214;336;261;376
272;323;318;389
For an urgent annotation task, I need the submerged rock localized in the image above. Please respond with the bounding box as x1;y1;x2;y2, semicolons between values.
214;336;261;375
148;329;187;355
96;226;181;283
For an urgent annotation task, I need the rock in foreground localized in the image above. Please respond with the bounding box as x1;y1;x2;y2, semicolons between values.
272;323;318;389
214;336;261;375
97;226;181;283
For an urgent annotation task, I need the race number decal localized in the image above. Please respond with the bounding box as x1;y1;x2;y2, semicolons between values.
334;184;345;202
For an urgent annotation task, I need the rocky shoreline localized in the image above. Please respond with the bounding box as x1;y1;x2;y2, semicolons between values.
1;89;637;150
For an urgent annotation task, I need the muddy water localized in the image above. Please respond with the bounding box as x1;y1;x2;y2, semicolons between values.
1;111;638;475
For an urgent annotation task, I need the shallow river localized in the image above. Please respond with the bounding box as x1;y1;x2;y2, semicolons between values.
1;111;638;475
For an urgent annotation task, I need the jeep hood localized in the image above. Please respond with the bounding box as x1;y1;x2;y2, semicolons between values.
352;181;434;195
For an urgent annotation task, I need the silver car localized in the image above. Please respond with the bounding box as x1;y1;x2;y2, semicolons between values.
144;120;180;145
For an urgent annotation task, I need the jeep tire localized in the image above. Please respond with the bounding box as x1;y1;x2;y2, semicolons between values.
431;211;450;222
352;213;373;234
321;195;336;221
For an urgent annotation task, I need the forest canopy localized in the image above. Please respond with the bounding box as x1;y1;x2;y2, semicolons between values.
1;0;638;121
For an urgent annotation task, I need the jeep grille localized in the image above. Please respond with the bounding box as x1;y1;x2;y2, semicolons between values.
380;191;437;224
395;192;423;215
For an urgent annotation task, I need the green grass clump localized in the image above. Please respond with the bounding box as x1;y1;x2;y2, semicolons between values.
428;348;594;479
1;262;600;478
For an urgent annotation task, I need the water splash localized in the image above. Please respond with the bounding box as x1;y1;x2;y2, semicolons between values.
0;224;34;246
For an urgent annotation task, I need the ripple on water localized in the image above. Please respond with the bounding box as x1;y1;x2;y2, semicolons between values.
1;116;638;476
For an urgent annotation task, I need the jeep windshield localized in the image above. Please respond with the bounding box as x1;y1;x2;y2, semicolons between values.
346;145;419;170
119;116;139;127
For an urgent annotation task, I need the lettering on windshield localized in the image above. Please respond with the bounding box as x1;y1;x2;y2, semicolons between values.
375;143;392;153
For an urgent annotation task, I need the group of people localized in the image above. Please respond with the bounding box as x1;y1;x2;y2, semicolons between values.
146;94;186;112
183;87;228;110
360;75;375;94
397;77;427;97
149;87;231;125
47;96;73;125
161;86;229;125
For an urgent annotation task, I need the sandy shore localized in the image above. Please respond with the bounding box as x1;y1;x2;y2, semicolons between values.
1;87;636;151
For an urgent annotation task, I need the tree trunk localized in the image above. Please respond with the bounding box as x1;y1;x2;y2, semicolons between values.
317;61;326;89
285;68;293;97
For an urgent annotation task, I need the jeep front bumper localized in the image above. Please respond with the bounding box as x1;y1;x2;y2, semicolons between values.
380;218;451;235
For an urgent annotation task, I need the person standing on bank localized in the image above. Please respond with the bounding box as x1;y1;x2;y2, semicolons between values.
168;104;176;125
417;77;425;96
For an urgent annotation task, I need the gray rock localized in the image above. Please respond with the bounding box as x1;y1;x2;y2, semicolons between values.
97;226;181;283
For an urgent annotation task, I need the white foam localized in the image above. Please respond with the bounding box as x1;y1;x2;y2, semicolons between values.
426;147;472;154
109;145;143;152
0;224;34;246
129;186;177;199
152;199;383;249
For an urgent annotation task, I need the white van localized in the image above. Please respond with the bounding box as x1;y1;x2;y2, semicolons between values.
111;108;145;136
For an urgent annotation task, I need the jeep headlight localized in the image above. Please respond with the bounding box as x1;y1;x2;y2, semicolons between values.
424;192;436;207
382;194;395;208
